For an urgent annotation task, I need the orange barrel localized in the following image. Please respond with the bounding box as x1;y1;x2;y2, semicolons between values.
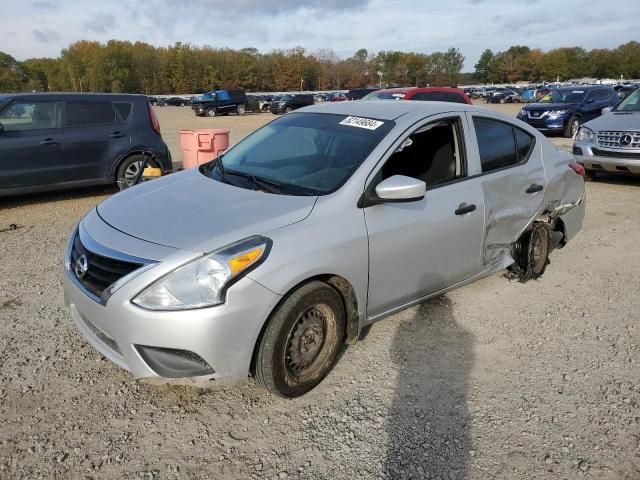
179;129;230;169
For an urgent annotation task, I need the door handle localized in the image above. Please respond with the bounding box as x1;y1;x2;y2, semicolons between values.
526;183;544;194
40;138;60;145
455;203;476;215
108;132;126;138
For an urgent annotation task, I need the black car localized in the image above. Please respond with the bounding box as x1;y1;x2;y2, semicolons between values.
165;96;190;106
147;96;165;106
517;86;617;137
345;88;378;100
270;94;315;114
0;93;172;197
191;90;251;117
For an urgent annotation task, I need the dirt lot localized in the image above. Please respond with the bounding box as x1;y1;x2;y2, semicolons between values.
0;104;639;479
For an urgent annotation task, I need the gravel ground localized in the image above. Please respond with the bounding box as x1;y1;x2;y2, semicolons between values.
0;104;638;479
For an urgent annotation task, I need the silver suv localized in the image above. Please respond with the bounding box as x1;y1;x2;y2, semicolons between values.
64;102;585;397
574;87;640;179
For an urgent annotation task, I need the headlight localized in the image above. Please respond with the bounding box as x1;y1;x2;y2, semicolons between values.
518;109;527;116
576;126;594;142
132;236;271;310
549;110;568;116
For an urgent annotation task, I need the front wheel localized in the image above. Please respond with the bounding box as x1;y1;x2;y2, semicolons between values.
236;104;246;115
206;107;217;117
564;116;580;138
584;169;596;182
254;281;346;398
284;106;292;114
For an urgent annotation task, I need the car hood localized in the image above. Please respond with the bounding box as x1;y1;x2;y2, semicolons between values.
96;168;317;253
524;103;576;111
583;111;640;131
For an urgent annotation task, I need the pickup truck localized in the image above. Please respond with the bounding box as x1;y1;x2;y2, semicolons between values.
191;90;258;117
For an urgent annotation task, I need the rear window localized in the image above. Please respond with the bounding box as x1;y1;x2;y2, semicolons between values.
363;91;407;100
447;93;466;103
65;102;116;127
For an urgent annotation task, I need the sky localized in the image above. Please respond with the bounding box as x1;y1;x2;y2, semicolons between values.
2;0;639;71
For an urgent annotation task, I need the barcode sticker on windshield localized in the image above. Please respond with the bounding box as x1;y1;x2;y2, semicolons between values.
340;116;384;130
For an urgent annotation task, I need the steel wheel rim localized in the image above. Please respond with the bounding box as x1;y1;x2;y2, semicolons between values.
285;304;333;377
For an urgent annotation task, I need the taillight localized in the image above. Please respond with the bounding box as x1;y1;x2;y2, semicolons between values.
148;102;161;134
569;162;585;177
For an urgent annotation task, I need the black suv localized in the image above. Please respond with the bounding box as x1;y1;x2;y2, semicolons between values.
191;90;252;117
0;93;172;197
270;94;315;114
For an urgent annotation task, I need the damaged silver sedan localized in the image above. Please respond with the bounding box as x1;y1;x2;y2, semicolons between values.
63;101;585;397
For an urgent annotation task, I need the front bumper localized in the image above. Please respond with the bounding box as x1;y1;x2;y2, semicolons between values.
517;114;568;132
63;221;282;383
573;142;640;175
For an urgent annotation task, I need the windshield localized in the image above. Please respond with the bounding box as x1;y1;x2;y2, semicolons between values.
279;95;293;101
538;88;586;104
362;91;407;101
614;88;640;112
203;112;394;195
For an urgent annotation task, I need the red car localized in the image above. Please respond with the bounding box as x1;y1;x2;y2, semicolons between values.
362;87;472;105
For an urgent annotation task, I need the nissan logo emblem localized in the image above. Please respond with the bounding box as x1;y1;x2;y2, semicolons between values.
75;255;89;279
619;134;633;147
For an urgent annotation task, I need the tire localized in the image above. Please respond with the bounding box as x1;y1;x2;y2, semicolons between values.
181;102;186;107
584;169;596;182
564;116;580;138
236;104;246;115
116;154;158;191
284;106;292;114
499;98;506;104
254;281;346;398
206;107;217;117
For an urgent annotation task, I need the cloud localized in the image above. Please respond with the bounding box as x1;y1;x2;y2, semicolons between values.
31;1;55;8
83;12;116;33
32;28;61;43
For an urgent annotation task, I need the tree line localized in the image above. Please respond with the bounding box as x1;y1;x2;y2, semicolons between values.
1;40;639;95
1;41;464;94
473;42;640;84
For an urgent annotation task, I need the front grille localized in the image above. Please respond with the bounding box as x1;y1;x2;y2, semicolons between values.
596;131;640;149
592;148;640;159
71;234;142;298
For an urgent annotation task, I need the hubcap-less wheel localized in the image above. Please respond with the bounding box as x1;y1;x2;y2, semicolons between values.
285;305;328;374
206;108;216;117
254;281;345;397
118;156;157;190
237;105;245;115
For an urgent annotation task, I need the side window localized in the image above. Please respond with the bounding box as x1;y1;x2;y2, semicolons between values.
514;127;534;162
422;92;448;102
0;101;57;131
380;118;465;188
473;118;518;172
66;102;116;127
113;102;132;123
447;93;466;104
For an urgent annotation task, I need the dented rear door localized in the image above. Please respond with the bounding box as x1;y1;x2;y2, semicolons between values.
465;113;547;271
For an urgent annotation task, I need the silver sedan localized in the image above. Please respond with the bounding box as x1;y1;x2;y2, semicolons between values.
63;101;585;397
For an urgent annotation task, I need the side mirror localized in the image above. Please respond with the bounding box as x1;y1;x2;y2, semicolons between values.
585;98;594;104
601;107;613;114
375;175;426;202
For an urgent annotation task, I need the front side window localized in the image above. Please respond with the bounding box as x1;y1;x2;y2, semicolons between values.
379;118;466;188
65;102;116;127
474;117;534;172
205;112;394;195
0;101;57;131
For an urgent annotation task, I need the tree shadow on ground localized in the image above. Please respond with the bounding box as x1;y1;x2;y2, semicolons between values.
383;295;474;480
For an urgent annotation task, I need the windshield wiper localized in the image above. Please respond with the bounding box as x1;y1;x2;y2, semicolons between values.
224;169;283;193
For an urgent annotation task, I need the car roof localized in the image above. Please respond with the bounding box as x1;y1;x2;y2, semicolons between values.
0;92;147;101
373;86;466;95
298;99;478;121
